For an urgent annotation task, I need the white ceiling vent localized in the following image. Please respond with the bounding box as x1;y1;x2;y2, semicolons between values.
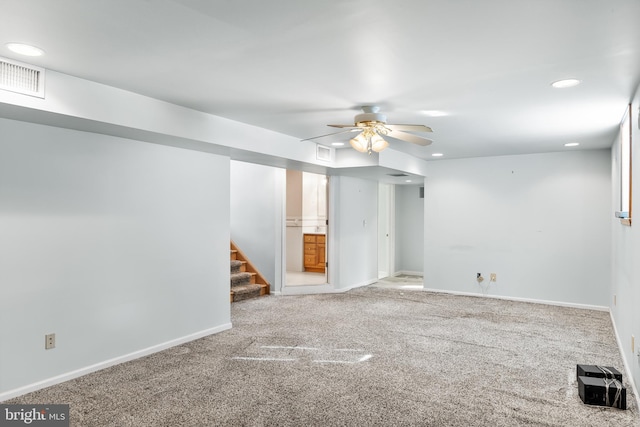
0;56;45;98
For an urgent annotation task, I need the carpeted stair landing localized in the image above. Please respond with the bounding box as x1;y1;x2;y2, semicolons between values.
229;241;270;302
230;259;262;301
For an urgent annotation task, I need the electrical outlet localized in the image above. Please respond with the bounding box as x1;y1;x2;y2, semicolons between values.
476;273;484;283
45;333;55;350
490;273;497;282
614;294;617;306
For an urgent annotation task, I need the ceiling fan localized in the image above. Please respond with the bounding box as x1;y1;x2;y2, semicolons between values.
303;106;433;154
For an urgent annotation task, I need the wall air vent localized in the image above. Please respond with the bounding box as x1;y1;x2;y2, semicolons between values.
316;144;332;162
387;173;409;177
0;56;45;98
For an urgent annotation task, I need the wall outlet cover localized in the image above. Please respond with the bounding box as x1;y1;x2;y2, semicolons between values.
45;333;55;350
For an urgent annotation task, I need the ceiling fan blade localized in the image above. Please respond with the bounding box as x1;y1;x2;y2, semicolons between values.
386;130;433;146
301;129;359;141
386;124;433;133
327;124;359;128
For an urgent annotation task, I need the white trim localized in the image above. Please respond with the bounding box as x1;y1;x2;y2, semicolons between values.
327;175;337;289
395;270;423;277
273;167;286;295
422;287;609;312
341;279;378;291
0;323;232;402
609;311;640;411
389;185;396;278
281;284;334;295
281;279;376;295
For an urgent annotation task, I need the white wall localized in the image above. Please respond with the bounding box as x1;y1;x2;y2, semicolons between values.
0;68;321;167
424;150;611;307
230;161;284;291
331;176;379;290
610;89;640;397
395;185;425;274
0;118;231;398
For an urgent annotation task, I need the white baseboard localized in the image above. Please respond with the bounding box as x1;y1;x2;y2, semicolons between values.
0;323;232;402
281;279;376;295
422;287;609;312
394;270;423;277
281;284;335;295
609;311;640;412
341;279;377;292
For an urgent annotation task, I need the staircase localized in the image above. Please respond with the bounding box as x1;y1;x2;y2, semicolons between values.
230;240;270;302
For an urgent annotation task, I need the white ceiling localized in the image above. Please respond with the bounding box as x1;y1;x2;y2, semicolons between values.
1;0;640;162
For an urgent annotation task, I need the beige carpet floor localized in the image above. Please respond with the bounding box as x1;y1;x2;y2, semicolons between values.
6;282;638;426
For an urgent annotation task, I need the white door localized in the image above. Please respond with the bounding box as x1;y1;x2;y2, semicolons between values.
377;183;392;279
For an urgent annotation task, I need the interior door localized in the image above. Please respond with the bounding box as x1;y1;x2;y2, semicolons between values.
378;183;392;279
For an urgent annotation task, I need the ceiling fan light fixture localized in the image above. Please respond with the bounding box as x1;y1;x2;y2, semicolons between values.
307;106;433;154
349;132;369;153
370;133;388;152
355;106;387;124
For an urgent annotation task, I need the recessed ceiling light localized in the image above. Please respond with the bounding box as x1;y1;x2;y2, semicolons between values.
421;110;449;117
405;180;412;183
564;142;580;147
432;153;444;157
6;42;45;57
331;142;345;146
551;78;580;89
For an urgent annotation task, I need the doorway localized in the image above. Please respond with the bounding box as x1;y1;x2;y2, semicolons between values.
285;170;328;286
